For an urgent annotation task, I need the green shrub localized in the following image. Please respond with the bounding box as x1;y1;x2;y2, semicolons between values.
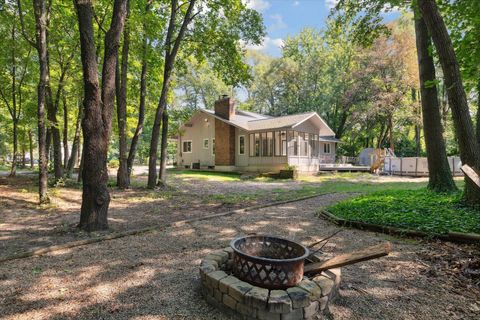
108;159;120;168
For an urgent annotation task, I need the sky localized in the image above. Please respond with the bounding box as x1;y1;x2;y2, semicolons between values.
244;0;400;57
244;0;333;56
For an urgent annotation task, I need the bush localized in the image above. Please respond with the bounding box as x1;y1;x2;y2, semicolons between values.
108;159;120;168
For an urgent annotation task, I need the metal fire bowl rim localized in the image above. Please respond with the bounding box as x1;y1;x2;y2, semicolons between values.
230;235;310;265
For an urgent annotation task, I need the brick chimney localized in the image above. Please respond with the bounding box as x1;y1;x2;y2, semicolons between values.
214;95;235;120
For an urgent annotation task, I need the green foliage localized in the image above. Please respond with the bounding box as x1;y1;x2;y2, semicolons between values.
328;189;480;234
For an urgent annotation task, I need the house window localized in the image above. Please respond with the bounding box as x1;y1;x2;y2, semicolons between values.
203;139;209;149
311;134;318;157
293;131;298;156
281;131;287;156
182;140;192;153
255;133;260;156
324;143;331;154
274;131;281;156
212;139;215;155
239;135;245;155
265;132;273;156
249;134;255;156
303;133;309;156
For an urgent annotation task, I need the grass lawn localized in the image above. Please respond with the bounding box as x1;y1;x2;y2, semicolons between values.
168;169;242;182
327;189;480;234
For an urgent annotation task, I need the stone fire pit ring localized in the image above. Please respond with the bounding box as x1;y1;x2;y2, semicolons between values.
199;247;341;320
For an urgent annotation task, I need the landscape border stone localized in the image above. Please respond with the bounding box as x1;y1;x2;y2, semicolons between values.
318;210;480;244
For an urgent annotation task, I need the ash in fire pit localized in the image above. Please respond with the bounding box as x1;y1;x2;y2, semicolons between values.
199;245;340;320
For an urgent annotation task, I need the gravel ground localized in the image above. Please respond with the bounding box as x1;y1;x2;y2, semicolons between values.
1;193;479;320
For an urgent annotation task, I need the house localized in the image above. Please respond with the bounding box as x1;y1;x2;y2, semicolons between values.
176;96;340;172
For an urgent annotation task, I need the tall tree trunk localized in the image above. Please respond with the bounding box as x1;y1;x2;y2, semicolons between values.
66;100;82;178
148;0;197;188
414;13;456;192
477;78;480;150
47;89;63;180
31;0;49;204
412;89;422;157
10;120;18;177
127;0;151;180
77;145;84;183
63;93;69;169
116;0;130;189
28;129;34;168
158;110;169;185
75;0;127;231
21;141;26;167
388;114;394;152
419;0;480;204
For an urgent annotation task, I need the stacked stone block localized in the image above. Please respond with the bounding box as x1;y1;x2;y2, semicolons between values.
199;247;341;320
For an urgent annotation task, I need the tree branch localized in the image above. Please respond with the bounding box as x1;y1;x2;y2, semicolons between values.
16;0;37;48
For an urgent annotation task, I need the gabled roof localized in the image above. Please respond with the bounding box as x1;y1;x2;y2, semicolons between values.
194;108;336;136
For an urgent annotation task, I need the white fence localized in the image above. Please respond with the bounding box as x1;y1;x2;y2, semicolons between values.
382;156;463;176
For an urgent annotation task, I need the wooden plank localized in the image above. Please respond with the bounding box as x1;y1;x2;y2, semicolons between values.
304;242;391;276
461;164;480;189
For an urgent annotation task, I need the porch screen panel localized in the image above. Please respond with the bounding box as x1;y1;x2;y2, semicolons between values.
274;131;281;156
281;131;287;156
266;132;273;156
261;133;268;156
255;133;261;156
249;134;255;156
303;133;309;156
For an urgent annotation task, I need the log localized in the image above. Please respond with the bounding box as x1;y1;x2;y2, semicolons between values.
304;242;392;276
461;164;480;189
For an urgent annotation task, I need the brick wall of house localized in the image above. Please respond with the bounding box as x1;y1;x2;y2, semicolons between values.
215;119;235;166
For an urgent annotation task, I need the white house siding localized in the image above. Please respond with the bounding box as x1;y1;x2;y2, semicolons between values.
177;112;215;168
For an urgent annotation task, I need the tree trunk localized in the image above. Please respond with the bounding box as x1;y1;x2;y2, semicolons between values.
75;0;127;231
126;0;151;180
419;0;480;204
477;78;480;150
31;0;49;204
10;120;18;177
77;145;84;183
412;89;422;157
158;110;169;185
66;100;82;178
388;114;394;152
116;0;130;189
148;0;196;188
414;13;456;192
21;142;26;167
28;129;34;168
63;93;69;169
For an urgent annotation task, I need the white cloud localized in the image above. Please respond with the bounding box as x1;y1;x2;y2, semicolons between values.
244;0;271;12
325;0;339;9
293;1;300;6
269;14;287;32
244;37;284;53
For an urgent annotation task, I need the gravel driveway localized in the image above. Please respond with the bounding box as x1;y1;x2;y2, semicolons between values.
0;193;478;320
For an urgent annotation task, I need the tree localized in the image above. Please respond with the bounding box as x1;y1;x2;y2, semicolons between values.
17;0;50;203
147;0;264;188
75;0;128;231
0;7;32;177
418;0;480;205
115;0;130;189
147;0;197;188
126;0;152;182
414;12;456;192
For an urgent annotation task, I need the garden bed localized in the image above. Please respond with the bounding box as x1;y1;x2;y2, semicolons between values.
326;189;480;235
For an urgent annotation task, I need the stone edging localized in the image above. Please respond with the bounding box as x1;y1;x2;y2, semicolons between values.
318;210;480;244
200;247;340;320
0;192;332;264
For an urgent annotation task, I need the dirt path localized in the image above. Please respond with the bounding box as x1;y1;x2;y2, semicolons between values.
1;193;478;320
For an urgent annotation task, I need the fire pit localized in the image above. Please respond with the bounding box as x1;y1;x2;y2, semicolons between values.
200;235;391;320
231;235;310;289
